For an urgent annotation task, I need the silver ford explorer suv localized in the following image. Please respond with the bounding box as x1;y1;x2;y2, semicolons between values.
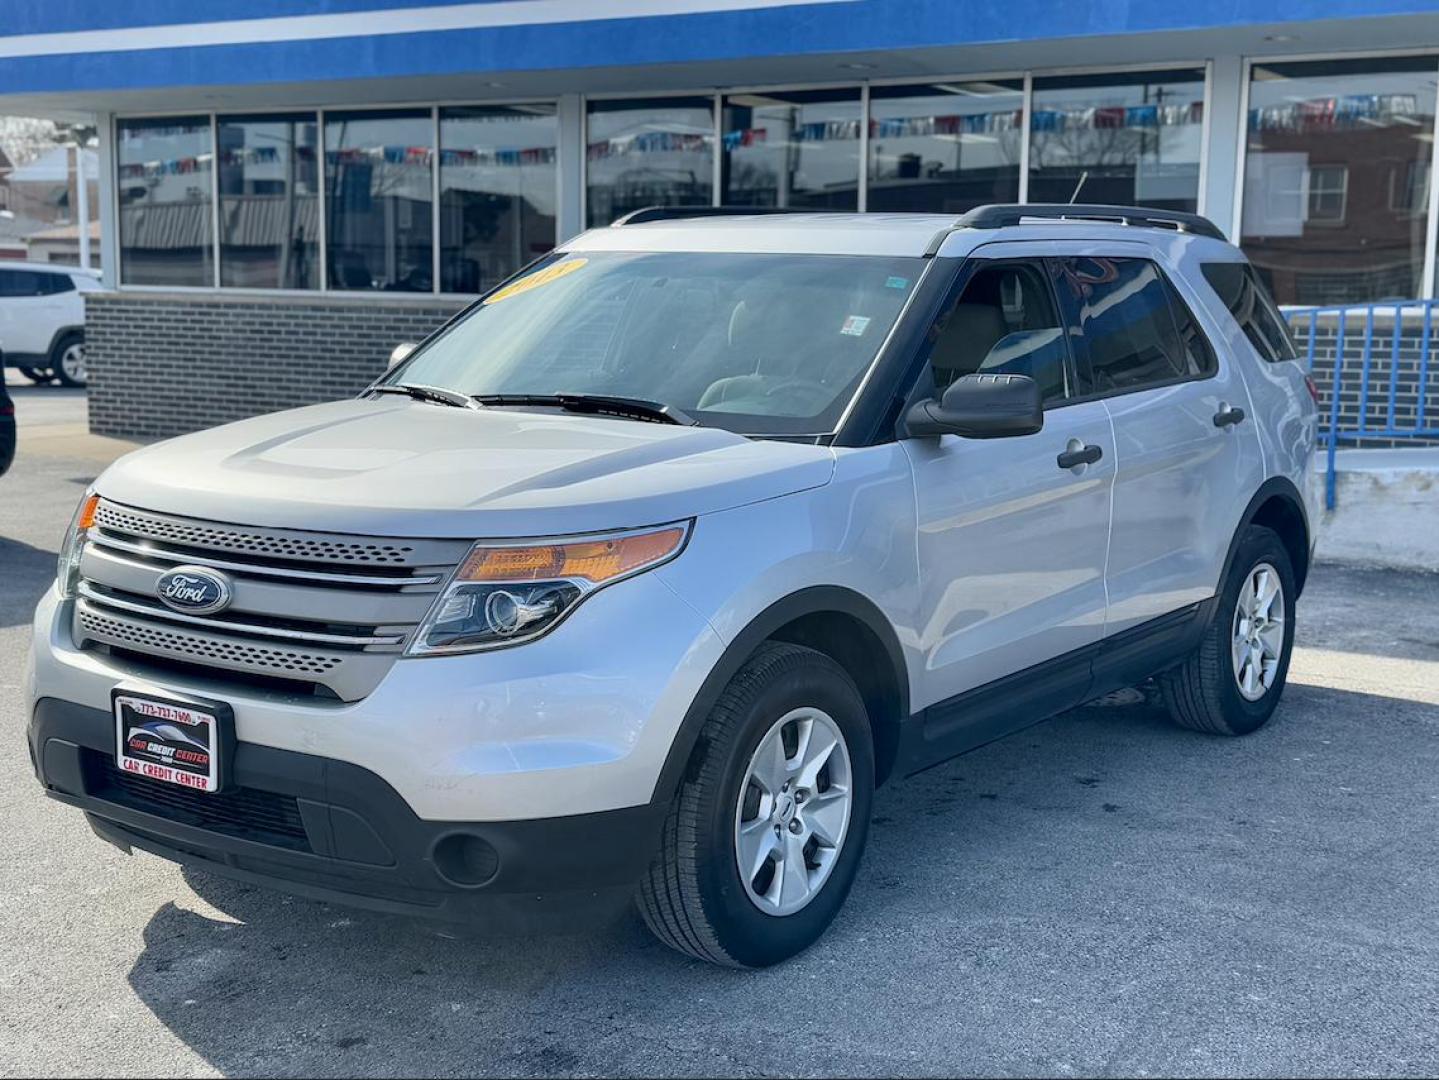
27;204;1319;968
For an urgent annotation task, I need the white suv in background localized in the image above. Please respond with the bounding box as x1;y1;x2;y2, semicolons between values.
0;261;100;387
27;205;1318;967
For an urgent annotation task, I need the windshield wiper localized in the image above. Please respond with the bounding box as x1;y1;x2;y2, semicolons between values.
368;383;476;409
470;393;697;426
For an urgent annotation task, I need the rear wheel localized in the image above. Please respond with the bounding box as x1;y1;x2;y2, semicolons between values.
638;642;874;967
17;365;54;385
51;334;86;388
1159;525;1296;736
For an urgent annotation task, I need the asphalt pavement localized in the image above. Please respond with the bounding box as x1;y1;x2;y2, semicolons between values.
2;383;1437;1078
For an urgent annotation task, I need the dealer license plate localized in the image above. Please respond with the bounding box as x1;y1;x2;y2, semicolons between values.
113;693;224;793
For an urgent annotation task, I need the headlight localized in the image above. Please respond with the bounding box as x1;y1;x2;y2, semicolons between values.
406;522;690;655
57;489;99;599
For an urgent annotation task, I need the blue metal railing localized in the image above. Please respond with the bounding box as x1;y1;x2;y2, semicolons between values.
1285;299;1439;510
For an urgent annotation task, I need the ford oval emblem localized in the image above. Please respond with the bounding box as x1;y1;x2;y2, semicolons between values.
155;566;233;615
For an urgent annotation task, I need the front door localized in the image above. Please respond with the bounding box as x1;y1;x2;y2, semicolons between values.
901;251;1114;754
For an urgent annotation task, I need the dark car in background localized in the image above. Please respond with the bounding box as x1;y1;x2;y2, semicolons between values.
0;374;15;476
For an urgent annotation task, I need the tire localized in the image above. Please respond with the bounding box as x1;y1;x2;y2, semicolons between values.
1159;525;1297;736
17;365;54;385
51;333;86;388
638;642;875;968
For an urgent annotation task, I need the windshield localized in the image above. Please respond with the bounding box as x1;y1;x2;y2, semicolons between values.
387;250;925;435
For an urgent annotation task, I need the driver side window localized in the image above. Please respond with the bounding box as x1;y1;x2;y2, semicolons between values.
925;260;1070;404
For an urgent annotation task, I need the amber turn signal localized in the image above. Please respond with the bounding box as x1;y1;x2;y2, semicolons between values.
454;526;687;585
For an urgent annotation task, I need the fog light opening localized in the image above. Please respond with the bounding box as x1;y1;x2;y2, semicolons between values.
431;832;500;888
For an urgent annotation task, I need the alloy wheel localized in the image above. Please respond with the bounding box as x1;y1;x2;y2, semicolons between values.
1232;561;1285;701
733;706;853;917
60;342;87;384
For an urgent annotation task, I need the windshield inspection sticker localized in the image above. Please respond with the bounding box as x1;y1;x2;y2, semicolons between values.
885;276;910;289
484;258;587;304
840;315;872;337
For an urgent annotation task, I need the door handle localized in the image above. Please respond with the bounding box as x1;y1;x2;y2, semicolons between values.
1213;404;1247;428
1057;442;1103;470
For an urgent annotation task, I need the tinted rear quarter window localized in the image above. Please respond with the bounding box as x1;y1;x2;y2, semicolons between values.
1201;261;1297;363
1057;256;1212;396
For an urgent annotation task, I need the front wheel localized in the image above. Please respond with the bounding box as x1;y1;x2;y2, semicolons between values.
1159;525;1297;736
638;642;874;967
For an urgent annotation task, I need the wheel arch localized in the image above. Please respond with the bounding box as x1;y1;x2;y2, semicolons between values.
1226;476;1312;597
47;325;85;362
651;586;911;805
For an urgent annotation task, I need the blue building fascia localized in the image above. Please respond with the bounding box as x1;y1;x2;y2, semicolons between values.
3;0;1439;96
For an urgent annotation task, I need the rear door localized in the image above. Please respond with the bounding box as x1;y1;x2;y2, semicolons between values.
1052;252;1264;635
902;247;1114;750
43;270;85;332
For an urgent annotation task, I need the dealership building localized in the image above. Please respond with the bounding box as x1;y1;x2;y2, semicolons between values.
1;0;1438;439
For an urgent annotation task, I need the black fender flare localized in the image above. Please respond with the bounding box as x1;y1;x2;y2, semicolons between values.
649;585;909;805
1218;475;1312;600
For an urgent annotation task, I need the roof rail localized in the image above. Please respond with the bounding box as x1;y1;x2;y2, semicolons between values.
611;205;802;226
945;203;1227;245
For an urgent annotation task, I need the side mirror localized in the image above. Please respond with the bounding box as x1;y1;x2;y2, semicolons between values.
904;373;1043;439
388;342;418;369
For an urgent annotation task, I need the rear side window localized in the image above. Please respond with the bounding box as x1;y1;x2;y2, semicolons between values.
1055;256;1216;396
41;273;76;295
1201;262;1298;363
1168;278;1219;379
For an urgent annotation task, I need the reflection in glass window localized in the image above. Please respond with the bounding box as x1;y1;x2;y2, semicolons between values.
439;105;557;294
1028;70;1205;211
586;97;714;227
394;250;922;436
324;109;433;292
867;81;1024;213
1202;262;1298;363
720;89;860;210
1058;257;1204;394
1241;57;1437;305
927;261;1067;401
117;116;215;286
217;114;320;289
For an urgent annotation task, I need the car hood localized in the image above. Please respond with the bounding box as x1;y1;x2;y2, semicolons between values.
97;398;835;538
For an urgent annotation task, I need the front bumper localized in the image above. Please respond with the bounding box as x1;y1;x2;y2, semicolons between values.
29;573;725;822
29;697;667;931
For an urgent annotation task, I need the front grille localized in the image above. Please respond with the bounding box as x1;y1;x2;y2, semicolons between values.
83;752;310;851
78;606;342;677
93;502;423;566
73;500;471;700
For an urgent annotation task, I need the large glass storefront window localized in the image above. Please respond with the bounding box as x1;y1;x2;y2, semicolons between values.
867;81;1024;213
117;116;215;286
324;109;433;291
720;88;861;210
217;114;320;289
1242;56;1438;306
586;97;714;226
439;105;557;294
1028;69;1205;210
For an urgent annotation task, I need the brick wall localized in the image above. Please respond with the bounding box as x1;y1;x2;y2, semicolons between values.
1292;313;1439;448
83;292;1439;447
85;292;469;440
